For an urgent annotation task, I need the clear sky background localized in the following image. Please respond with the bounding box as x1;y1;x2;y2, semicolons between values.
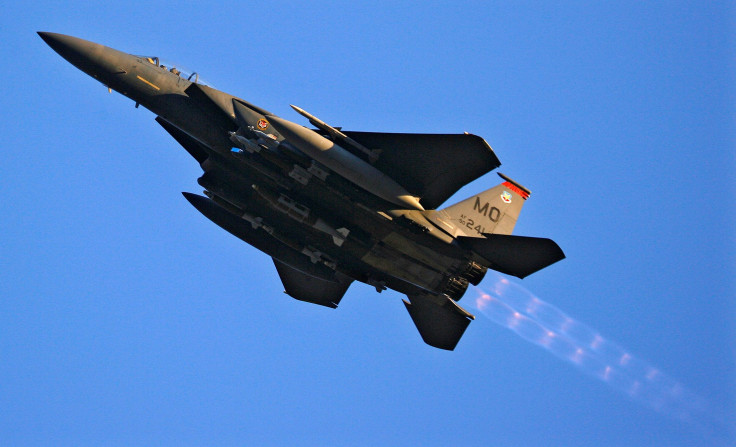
2;2;734;446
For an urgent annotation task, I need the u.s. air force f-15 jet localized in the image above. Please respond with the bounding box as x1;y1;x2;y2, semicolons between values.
39;32;564;350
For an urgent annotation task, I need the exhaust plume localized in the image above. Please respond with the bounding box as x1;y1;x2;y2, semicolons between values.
469;272;729;442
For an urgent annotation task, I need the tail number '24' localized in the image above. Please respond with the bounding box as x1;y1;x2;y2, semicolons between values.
458;198;501;235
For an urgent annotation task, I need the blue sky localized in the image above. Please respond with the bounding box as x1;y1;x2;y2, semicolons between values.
2;2;734;446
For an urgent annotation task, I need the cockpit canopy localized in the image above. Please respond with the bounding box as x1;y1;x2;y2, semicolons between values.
140;56;211;86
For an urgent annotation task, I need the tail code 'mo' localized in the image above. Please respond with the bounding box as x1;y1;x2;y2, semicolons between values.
437;173;530;238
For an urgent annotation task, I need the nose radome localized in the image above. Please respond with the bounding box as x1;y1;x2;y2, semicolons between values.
37;31;66;48
38;32;106;74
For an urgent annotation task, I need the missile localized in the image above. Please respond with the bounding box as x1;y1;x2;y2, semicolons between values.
290;105;380;163
251;184;349;246
265;114;424;211
229;132;262;153
182;192;339;282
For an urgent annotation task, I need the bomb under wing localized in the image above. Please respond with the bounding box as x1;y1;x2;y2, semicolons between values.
39;32;565;350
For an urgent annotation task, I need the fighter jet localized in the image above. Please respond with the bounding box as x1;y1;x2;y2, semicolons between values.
39;32;564;350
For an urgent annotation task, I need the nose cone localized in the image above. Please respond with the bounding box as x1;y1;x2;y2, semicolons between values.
38;32;110;76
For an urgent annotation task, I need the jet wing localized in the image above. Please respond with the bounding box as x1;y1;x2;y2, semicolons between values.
340;131;501;210
273;259;353;309
156;116;210;163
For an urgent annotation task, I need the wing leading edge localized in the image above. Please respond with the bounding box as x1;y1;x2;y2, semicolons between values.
273;259;353;308
333;131;501;210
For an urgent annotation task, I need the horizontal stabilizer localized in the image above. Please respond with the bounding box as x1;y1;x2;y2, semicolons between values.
273;259;353;309
459;234;565;279
403;294;474;350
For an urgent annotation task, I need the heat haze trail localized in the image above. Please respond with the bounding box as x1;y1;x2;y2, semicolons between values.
469;272;729;442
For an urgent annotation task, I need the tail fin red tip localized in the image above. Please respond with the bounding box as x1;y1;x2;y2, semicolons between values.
498;173;531;200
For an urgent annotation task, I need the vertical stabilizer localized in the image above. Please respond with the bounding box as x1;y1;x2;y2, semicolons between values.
435;173;530;238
